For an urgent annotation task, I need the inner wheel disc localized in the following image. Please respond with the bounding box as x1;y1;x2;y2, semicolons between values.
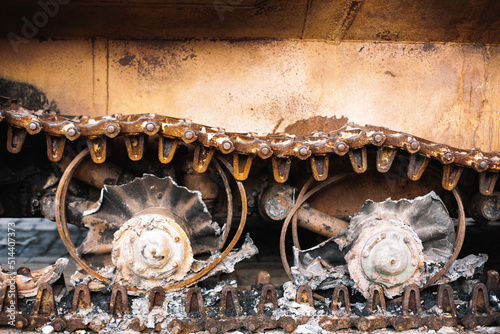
112;213;194;290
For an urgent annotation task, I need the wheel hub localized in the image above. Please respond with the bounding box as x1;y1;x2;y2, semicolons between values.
360;228;420;287
346;219;424;298
112;213;193;289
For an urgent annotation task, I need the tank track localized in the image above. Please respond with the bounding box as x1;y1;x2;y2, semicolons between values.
1;102;500;332
1;102;499;195
1;271;500;332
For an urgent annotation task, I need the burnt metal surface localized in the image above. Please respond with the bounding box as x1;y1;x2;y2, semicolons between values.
1;104;499;193
3;271;500;333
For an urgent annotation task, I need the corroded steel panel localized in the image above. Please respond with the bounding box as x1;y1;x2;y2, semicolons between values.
1;39;499;151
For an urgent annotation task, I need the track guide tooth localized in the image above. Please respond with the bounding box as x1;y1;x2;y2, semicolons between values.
149;287;166;312
258;284;278;314
186;287;206;318
407;154;430;181
193;145;215;173
158;136;178;164
331;285;351;314
479;171;499;196
376;146;398;173
233;153;253;181
220;285;242;316
348;147;367;173
6;126;27;154
442;164;463;191
86;135;108;163
109;285;130;316
271;156;291;183
46;135;66;162
355;285;390;331
462;283;496;329
0;280;18;312
72;285;91;313
32;283;55;316
391;284;424;331
124;134;145;161
310;155;329;181
296;284;314;306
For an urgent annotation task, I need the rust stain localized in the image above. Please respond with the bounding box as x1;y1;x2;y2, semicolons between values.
118;54;136;66
284;115;348;136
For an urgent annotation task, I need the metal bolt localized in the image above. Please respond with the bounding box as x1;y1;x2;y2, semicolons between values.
16;321;25;329
260;146;270;156
172;262;178;268
248;323;256;331
222;141;232;151
106;124;117;134
362;250;369;258
410;140;419;151
444;152;453;161
411;259;418;266
374;134;383;143
380;232;386;239
209;327;219;334
146;123;155;132
299;147;308;156
479;160;488;170
174;236;180;242
184;130;194;140
67;127;77;137
53;319;66;331
28;122;37;131
337;142;346;152
403;237;410;244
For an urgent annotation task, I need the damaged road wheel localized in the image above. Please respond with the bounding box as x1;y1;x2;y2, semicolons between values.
281;174;468;299
55;149;251;293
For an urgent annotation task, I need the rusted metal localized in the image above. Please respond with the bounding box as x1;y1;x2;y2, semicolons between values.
310;155;329;181
193;145;215;173
425;284;459;330
232;153;254;181
479;172;499;196
296;284;314;306
220;285;242;316
109;285;130;316
186;287;206;318
148;286;166;311
391;284;424;331
255;271;271;287
376;146;398;173
72;284;92;313
271;156;291;183
486;270;500;291
348;147;368;173
124;134;145;161
32;283;55;316
258;284;278;314
442;164;463;191
407;154;430;181
6;125;26;154
355;285;390;332
45;135;66;162
158;136;178;164
331;285;351;314
462;283;498;329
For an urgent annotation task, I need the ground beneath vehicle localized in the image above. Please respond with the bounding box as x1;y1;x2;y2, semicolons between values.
1;0;500;332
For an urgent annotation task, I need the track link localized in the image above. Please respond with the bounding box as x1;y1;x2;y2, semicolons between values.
1;271;500;332
1;103;499;194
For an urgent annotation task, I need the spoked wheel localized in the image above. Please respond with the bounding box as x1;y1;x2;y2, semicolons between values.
55;148;247;292
279;172;466;298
